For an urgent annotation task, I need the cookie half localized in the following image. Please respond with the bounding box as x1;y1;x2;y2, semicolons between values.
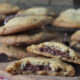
17;7;55;17
0;16;53;35
27;42;80;64
0;3;20;15
6;57;75;76
53;9;80;28
0;45;27;60
0;31;57;46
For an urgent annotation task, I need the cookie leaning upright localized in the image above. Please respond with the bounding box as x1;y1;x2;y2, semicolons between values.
0;16;53;35
6;57;75;76
53;9;80;28
0;3;20;15
27;41;80;64
17;7;55;17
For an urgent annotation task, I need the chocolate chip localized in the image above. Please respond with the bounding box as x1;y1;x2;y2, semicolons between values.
39;46;71;59
55;68;62;72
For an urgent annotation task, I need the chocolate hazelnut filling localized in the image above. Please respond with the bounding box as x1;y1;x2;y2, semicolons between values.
12;63;51;75
39;46;71;59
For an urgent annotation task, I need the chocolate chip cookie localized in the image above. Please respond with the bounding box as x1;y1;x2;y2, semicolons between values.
17;7;55;17
27;42;80;64
0;30;57;46
53;9;80;28
0;3;20;15
0;16;53;35
0;45;27;59
6;57;75;76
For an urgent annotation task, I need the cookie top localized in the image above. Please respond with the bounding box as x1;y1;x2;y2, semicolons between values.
6;57;75;76
27;41;80;64
0;3;20;15
53;9;80;28
0;45;27;59
17;7;55;17
0;16;53;35
71;30;80;41
0;30;58;46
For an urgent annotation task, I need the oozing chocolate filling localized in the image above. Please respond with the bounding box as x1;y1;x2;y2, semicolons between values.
4;15;26;25
23;64;51;72
39;46;70;59
12;63;51;75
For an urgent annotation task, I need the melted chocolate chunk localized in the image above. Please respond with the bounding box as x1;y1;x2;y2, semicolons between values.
4;15;26;25
55;67;62;72
0;53;8;62
39;46;70;59
23;64;51;72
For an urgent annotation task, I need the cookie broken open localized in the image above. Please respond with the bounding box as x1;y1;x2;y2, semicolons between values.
27;42;80;64
6;57;75;76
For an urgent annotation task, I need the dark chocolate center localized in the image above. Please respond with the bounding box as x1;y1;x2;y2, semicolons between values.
39;46;70;59
23;64;51;72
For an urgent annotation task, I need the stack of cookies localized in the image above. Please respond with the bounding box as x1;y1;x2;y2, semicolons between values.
0;7;58;60
0;6;79;77
6;41;80;76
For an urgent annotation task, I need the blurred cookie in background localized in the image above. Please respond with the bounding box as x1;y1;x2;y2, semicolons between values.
53;9;80;28
0;14;6;23
17;7;55;17
0;29;58;46
0;3;20;15
0;45;27;61
71;30;80;51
